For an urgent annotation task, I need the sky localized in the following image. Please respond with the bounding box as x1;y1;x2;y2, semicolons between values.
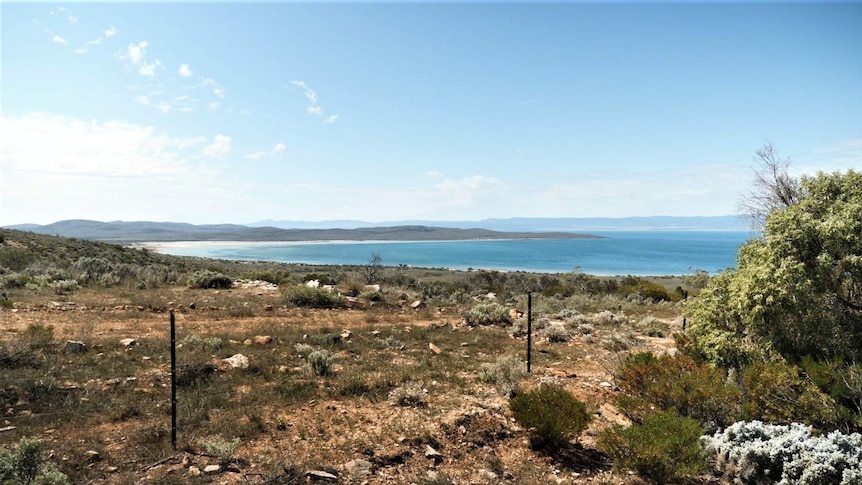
1;1;860;226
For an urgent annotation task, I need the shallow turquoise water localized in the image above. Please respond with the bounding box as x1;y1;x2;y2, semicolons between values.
151;231;755;275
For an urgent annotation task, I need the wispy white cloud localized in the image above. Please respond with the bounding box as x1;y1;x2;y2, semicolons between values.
138;60;162;77
207;102;219;110
52;35;68;45
105;26;117;38
74;47;87;55
134;95;151;105
203;134;232;158
121;41;148;64
0;112;242;225
173;95;190;102
202;78;225;98
178;64;193;78
157;104;171;113
244;151;267;161
289;80;338;122
273;143;286;155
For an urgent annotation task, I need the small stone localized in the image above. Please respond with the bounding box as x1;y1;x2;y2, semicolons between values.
63;341;87;354
428;343;442;355
223;354;249;369
181;455;190;467
340;330;353;340
410;300;425;309
188;302;196;310
370;330;381;336
188;466;201;477
264;304;274;311
119;338;137;348
254;335;273;345
106;466;118;473
0;426;16;433
479;469;498;481
85;450;100;462
306;470;338;481
599;381;613;388
344;459;372;479
427;470;440;481
203;464;221;474
424;445;442;462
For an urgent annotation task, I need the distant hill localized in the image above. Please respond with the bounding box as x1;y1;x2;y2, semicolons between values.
3;220;599;244
248;215;747;232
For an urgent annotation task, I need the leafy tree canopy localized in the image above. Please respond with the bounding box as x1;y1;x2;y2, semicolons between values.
686;167;862;366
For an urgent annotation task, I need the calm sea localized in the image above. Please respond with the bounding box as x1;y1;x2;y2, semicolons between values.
148;231;755;276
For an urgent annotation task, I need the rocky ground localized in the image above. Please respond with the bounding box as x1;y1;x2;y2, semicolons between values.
1;283;685;484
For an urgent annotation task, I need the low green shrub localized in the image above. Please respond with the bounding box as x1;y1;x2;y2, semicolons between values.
741;359;839;428
509;384;590;449
463;303;512;327
188;270;233;289
282;285;345;309
200;437;240;461
0;436;68;485
614;351;741;431
598;411;706;485
240;269;289;285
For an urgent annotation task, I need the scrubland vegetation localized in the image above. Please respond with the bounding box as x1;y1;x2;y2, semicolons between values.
1;161;860;483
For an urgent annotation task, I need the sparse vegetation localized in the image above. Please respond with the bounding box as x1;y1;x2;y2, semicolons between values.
510;384;591;449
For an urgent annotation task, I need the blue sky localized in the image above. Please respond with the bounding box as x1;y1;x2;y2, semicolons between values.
1;1;860;226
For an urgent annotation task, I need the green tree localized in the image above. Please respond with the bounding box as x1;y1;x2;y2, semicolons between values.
686;166;862;364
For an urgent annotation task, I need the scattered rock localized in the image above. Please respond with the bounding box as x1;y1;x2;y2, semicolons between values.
222;354;249;369
0;426;16;433
264;304;274;311
253;335;273;345
63;341;87;354
429;343;442;355
410;300;426;310
599;381;613;388
427;470;440;481
509;309;525;320
343;459;372;480
478;468;498;481
119;338;137;348
181;455;190;467
106;466;118;473
424;445;442;463
203;464;221;474
188;466;201;477
188;302;196;310
85;450;100;462
305;470;338;481
340;330;353;340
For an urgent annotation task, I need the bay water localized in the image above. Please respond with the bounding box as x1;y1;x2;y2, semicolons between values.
147;231;755;276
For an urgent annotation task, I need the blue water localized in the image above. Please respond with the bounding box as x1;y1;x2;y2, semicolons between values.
151;231;756;275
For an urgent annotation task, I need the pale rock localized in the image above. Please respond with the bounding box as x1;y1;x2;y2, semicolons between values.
344;459;372;479
410;300;425;309
85;450;100;462
478;469;498;481
424;445;442;462
306;470;338;481
188;466;201;477
119;338;137;348
223;354;249;369
203;464;221;474
429;343;442;355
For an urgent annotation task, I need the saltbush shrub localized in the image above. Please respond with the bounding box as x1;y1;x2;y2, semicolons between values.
614;351;741;430
463;303;512;327
282;285;345;309
389;381;427;407
188;270;233;289
702;420;862;485
509;384;590;449
542;323;572;343
306;350;333;377
598;411;706;485
479;354;526;397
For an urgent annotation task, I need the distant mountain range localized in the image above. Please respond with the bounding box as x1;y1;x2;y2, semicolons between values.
2;220;599;244
248;215;747;232
3;216;746;243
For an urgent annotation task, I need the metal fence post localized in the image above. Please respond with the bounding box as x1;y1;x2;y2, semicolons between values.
170;310;177;451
